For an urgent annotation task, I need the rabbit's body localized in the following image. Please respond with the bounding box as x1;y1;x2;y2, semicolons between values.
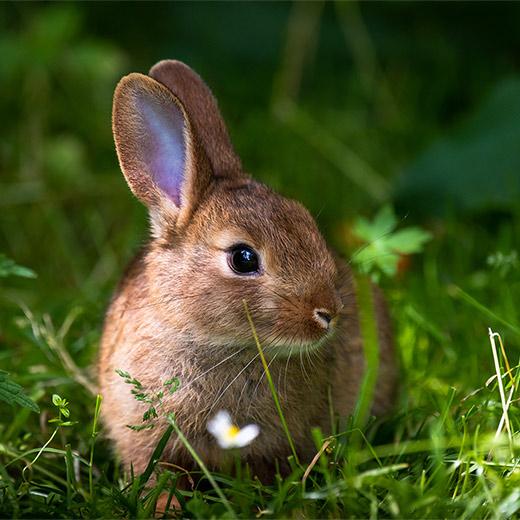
99;60;396;478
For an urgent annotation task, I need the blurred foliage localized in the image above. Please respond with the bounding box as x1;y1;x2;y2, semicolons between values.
0;370;39;413
0;5;129;313
396;78;520;216
0;255;36;279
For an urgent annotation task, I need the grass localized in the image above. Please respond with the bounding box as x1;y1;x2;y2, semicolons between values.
1;215;520;518
2;2;520;518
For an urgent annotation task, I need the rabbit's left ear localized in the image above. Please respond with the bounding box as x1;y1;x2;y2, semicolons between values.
112;73;212;229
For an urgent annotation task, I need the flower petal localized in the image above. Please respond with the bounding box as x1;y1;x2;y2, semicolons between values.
233;424;260;447
207;411;260;449
216;436;234;449
207;410;232;437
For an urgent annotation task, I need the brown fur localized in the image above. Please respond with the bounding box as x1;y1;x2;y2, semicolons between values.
99;60;396;480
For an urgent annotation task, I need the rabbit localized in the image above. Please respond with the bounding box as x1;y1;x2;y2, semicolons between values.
98;59;396;481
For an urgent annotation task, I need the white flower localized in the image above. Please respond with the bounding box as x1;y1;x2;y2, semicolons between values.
207;410;259;449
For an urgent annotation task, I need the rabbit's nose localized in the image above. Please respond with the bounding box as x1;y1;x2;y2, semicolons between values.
313;308;334;330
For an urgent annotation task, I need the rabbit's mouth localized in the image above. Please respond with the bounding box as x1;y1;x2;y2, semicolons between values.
259;328;336;359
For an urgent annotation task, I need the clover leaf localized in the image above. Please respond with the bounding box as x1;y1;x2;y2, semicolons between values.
352;206;432;281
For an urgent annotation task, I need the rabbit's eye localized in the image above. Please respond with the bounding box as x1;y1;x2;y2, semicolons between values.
228;244;260;275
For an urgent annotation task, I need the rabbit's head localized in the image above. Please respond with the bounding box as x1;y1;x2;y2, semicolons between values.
112;60;343;356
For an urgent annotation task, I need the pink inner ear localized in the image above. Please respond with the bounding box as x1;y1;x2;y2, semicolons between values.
136;93;186;206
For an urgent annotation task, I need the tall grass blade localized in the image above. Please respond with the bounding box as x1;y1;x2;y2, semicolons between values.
352;273;380;430
89;394;102;499
488;328;514;455
243;300;300;464
449;286;520;336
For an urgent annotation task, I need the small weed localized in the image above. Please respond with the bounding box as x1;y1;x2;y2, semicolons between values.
116;369;180;430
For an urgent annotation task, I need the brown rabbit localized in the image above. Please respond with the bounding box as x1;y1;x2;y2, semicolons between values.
99;60;396;480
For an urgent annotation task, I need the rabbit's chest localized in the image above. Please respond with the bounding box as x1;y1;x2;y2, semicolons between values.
172;352;330;434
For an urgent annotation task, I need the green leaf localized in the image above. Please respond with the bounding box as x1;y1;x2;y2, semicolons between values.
371;205;398;237
0;254;36;279
385;228;433;254
353;205;398;243
127;423;155;431
115;369;131;379
351;206;431;280
164;377;180;394
0;370;39;413
377;254;399;277
353;218;377;243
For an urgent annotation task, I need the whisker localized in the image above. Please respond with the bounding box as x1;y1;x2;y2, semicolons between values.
283;346;294;397
181;346;248;392
299;344;313;389
206;353;261;416
245;353;279;415
264;286;301;313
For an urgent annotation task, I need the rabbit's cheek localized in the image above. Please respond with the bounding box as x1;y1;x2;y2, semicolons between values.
167;275;263;342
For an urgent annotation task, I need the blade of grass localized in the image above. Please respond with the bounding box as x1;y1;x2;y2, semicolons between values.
488;328;514;455
65;444;76;509
125;423;174;515
137;424;173;489
352;273;380;430
142;470;172;519
302;438;332;485
4;446;89;468
22;426;60;479
89;394;102;499
166;413;236;519
448;285;520;337
355;433;516;466
243;300;300;465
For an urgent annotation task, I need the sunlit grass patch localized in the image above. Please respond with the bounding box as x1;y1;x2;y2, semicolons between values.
1;207;520;518
2;249;520;518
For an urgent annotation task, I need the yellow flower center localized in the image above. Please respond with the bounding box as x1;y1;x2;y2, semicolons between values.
225;425;240;440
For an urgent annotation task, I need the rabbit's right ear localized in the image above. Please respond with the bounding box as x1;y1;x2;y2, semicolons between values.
112;73;212;228
149;60;242;178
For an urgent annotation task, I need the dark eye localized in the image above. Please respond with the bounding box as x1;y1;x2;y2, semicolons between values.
228;244;260;275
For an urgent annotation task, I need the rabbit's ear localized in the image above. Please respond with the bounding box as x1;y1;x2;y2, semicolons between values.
112;73;212;227
149;60;242;179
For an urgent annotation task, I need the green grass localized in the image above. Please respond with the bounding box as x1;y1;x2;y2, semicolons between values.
2;2;520;518
1;216;519;518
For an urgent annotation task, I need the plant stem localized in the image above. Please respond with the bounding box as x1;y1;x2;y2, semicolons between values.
22;426;59;480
